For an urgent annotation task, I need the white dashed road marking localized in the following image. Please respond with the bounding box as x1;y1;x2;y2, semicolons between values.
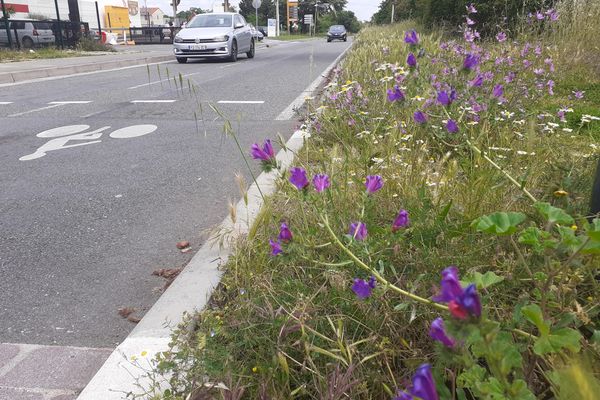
9;104;63;117
49;101;93;104
0;101;13;104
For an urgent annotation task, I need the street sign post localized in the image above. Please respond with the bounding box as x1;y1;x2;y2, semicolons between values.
252;0;261;28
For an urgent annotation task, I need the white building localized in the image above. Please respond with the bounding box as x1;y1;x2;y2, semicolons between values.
2;0;145;29
139;7;169;26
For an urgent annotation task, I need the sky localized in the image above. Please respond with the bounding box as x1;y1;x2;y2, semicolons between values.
145;0;378;22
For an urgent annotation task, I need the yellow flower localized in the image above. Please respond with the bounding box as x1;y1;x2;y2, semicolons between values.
554;189;569;197
571;225;578;231
252;366;259;373
130;355;137;361
141;351;148;357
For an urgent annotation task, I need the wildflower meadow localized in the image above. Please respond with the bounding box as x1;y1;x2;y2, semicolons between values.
146;1;600;399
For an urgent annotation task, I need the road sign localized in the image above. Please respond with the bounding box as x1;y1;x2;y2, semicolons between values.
304;14;313;24
252;0;261;9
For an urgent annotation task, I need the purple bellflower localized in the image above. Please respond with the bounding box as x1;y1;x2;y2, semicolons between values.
278;222;293;243
251;139;277;171
433;266;482;320
466;3;477;14
289;167;309;190
407;52;417;68
469;74;484;87
414;110;428;124
392;209;410;232
394;364;439;400
349;221;368;241
269;239;282;256
463;53;479;70
437;89;456;106
387;85;405;102
466;17;475;26
365;175;384;193
496;31;507;42
404;30;419;46
312;174;331;192
492;84;504;98
429;317;456;348
351;276;376;299
446;119;459;133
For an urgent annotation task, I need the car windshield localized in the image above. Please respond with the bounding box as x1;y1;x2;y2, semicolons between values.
33;22;52;30
329;25;345;32
187;14;232;28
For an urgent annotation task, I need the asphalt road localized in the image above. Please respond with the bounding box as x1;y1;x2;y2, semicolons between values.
0;39;351;347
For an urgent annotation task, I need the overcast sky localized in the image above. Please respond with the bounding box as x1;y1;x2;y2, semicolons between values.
144;0;378;21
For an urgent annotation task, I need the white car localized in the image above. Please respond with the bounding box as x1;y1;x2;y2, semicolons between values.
0;20;55;48
172;13;254;63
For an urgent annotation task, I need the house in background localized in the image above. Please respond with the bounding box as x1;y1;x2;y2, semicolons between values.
139;7;169;26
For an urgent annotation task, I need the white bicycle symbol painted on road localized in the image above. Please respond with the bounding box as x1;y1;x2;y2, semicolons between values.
19;124;158;161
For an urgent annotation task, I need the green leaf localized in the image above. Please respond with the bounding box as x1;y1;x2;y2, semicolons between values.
467;271;505;289
591;330;600;346
437;200;453;221
533;328;582;355
477;377;509;399
472;212;527;236
509;379;536;400
582;240;600;255
521;304;550;336
557;226;584;253
534;202;574;225
585;218;600;241
518;227;556;252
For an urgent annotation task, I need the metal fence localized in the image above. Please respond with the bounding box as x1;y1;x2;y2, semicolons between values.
0;19;91;49
101;26;179;44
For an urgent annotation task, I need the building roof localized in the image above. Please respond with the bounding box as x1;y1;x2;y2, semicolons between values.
140;7;164;16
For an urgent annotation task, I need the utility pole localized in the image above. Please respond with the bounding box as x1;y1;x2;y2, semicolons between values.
391;0;395;24
54;0;64;49
275;0;279;36
172;0;177;26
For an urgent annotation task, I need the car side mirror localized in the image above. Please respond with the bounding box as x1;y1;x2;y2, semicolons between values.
235;23;244;29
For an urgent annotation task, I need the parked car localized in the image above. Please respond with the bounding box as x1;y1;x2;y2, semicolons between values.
248;23;264;41
0;20;55;48
327;25;347;42
257;26;268;37
172;12;254;63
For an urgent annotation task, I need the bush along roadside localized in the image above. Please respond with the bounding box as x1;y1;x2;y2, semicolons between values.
142;3;600;400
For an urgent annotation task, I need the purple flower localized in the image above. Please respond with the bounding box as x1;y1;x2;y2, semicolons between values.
413;110;428;124
404;30;419;45
312;174;330;192
504;71;516;83
463;53;478;70
496;31;507;42
365;175;384;194
351;276;376;299
278;222;293;243
289;167;309;190
573;90;584;99
469;74;484;87
269;239;282;256
349;221;368;241
429;318;456;348
392;209;410;232
492;84;504;98
407;52;417;68
466;17;475;26
437;91;452;106
446;119;459;133
251;139;275;161
387;85;405;102
433;266;482;319
395;364;439;400
547;80;555;95
466;3;477;14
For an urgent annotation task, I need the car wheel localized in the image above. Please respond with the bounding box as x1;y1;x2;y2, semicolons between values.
327;38;331;42
246;39;255;59
176;57;187;63
229;40;238;62
344;37;347;42
22;37;34;48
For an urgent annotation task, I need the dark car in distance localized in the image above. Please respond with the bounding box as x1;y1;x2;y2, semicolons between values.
327;25;347;42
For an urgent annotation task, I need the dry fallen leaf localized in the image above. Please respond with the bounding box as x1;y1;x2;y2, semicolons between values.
176;241;190;249
118;307;135;318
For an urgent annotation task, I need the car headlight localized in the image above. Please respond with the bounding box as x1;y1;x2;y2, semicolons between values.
214;35;229;42
173;36;183;43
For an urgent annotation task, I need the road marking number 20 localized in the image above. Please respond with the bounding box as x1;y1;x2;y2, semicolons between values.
19;124;158;161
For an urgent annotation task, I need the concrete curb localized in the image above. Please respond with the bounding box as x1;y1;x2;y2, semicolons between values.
77;41;351;400
0;55;173;85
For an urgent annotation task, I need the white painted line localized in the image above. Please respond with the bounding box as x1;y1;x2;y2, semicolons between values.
0;101;13;105
0;60;173;89
220;64;237;69
8;103;62;117
217;100;265;104
49;101;92;104
128;71;203;90
276;43;352;121
130;100;176;103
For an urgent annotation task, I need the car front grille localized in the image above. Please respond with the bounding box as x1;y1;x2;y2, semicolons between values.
182;38;217;43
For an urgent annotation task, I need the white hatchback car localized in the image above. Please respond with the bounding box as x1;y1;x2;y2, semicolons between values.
0;20;55;48
173;13;254;63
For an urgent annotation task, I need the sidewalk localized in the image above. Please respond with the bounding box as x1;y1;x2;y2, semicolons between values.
0;44;174;85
